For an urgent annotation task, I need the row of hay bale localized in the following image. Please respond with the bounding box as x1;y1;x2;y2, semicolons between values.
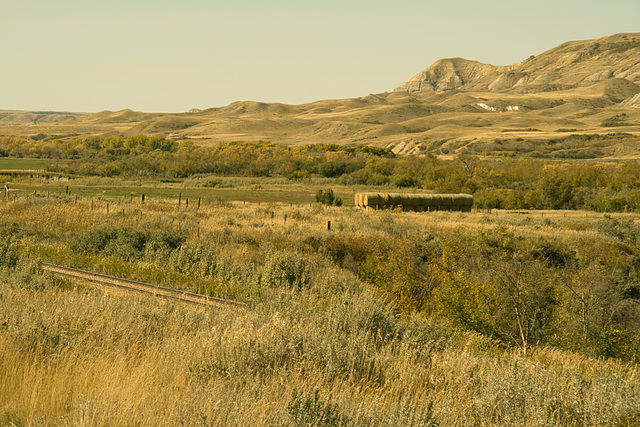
354;193;473;212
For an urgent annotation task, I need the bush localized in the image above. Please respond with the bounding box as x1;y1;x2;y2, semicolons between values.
262;252;311;290
287;389;350;427
71;226;185;262
0;222;20;268
315;189;343;206
167;243;217;278
317;161;347;178
393;174;421;188
595;327;638;361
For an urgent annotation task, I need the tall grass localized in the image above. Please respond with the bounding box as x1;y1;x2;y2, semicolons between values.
1;196;640;425
2;269;639;425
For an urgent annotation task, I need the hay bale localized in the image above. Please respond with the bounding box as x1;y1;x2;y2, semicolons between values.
387;193;405;206
440;195;454;206
363;193;382;207
451;195;463;207
452;194;474;207
407;194;420;206
401;195;414;207
358;192;472;211
426;194;440;207
411;194;433;206
429;195;443;208
412;195;426;206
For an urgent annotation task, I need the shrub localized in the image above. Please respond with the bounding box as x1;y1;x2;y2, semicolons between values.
287;389;350;427
393;173;421;188
167;243;217;278
0;222;20;268
595;326;638;361
262;252;311;290
71;226;185;262
315;189;342;206
317;161;347;178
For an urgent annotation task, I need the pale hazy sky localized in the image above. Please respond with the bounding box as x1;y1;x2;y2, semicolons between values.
1;0;638;112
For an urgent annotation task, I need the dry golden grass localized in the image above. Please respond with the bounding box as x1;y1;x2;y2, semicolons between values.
2;196;640;425
2;89;639;157
2;276;640;425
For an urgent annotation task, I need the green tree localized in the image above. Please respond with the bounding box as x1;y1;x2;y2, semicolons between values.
315;189;342;206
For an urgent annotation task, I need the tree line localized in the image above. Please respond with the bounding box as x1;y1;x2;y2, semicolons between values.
3;135;640;211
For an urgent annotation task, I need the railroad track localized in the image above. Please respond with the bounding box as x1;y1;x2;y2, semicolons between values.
41;263;245;309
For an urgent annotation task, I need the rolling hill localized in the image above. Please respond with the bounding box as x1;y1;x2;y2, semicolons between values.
1;32;639;158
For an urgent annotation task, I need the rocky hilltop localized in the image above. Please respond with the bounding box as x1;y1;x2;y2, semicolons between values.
395;33;640;94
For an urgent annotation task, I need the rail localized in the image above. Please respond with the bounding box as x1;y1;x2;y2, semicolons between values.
41;262;245;309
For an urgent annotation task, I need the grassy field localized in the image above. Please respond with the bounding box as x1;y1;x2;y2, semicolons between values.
0;158;44;170
5;176;383;206
1;188;640;425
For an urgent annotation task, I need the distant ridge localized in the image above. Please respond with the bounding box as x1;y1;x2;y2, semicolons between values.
1;32;640;158
395;33;640;94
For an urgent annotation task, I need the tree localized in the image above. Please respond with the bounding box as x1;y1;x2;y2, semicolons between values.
315;189;342;206
490;257;553;356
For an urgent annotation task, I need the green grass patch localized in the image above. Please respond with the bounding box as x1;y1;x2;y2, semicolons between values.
8;179;359;206
0;158;45;170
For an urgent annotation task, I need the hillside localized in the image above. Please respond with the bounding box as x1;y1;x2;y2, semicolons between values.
1;32;639;158
394;33;640;93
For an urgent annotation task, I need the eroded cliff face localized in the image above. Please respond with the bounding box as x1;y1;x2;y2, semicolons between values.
394;58;504;93
395;33;640;94
621;93;640;108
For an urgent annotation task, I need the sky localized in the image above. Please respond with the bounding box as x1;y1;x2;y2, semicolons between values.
1;0;638;113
